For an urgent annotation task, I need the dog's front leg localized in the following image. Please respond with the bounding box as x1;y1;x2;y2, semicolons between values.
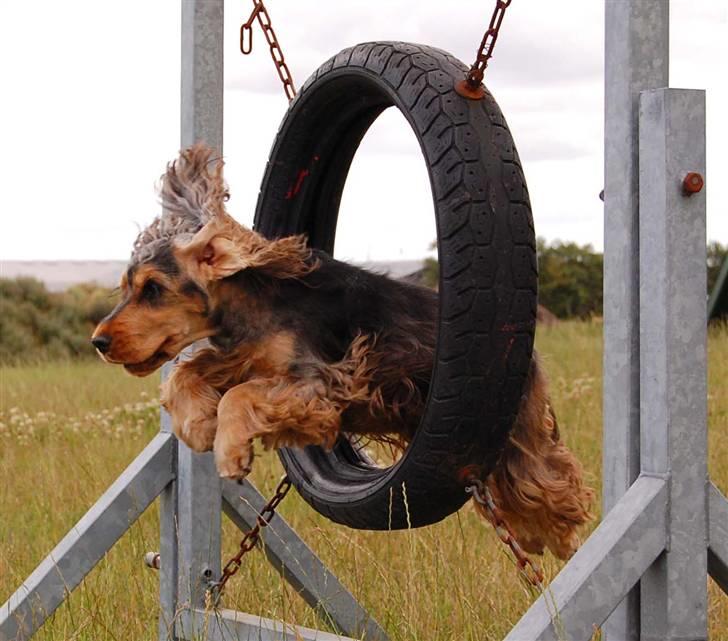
214;377;343;480
160;360;221;452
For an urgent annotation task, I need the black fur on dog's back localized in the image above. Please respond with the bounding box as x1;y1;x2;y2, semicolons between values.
276;251;437;360
209;251;438;437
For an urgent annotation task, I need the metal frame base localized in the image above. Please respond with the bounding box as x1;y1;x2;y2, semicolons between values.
1;434;175;641
508;84;728;640
1;3;387;639
506;477;728;640
0;441;387;641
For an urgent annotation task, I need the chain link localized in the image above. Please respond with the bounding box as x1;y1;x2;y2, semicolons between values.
210;475;292;601
466;477;545;588
240;0;296;101
468;0;513;86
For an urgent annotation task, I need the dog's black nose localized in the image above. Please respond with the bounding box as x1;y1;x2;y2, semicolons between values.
91;335;112;354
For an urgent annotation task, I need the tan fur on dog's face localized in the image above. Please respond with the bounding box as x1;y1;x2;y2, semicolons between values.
92;257;213;376
91;143;315;377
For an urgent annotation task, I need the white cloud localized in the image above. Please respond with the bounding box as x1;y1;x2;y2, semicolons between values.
0;0;724;263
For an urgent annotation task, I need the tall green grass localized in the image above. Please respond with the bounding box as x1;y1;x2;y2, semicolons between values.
1;322;726;640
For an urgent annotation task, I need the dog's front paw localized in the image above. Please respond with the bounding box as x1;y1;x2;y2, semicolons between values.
161;367;221;452
214;440;254;480
179;415;217;452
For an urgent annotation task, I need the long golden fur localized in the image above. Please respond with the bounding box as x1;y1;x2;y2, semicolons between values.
93;144;592;559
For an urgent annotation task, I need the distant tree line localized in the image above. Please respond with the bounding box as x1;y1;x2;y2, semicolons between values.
0;240;725;364
423;238;727;320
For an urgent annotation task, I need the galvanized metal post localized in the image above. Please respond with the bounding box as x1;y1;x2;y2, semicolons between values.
171;1;224;638
638;88;708;641
505;74;717;641
180;0;224;154
158;373;179;640
164;5;389;639
603;2;668;638
504;1;725;638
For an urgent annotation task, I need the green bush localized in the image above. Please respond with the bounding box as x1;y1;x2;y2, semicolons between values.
537;239;603;319
0;278;117;365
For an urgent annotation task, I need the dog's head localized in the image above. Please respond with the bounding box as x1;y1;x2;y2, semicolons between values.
91;144;315;376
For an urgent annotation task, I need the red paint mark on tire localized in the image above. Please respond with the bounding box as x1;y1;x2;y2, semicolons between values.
500;321;533;333
503;335;516;363
285;168;310;200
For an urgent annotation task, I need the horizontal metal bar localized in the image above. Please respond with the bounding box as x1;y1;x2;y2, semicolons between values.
222;480;389;641
0;433;176;641
708;481;728;594
181;607;360;641
505;474;668;641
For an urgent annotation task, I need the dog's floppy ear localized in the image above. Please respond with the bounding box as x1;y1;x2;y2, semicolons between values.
175;216;318;284
174;215;250;283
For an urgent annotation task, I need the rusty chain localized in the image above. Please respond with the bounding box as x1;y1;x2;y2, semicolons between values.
209;475;541;600
240;0;296;101
456;0;513;99
466;477;545;589
241;0;512;102
210;475;292;601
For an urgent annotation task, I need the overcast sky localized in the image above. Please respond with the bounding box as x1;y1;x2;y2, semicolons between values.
0;0;725;263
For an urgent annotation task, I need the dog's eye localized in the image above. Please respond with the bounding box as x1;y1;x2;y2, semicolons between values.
140;279;164;304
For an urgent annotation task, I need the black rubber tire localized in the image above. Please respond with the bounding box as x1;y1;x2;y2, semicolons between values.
253;42;537;530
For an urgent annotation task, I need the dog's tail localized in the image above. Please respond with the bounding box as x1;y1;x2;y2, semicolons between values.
475;356;594;560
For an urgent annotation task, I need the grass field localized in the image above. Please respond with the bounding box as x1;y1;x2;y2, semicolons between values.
1;322;726;640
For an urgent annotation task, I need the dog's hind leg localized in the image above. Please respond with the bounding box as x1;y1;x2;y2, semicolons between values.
213;376;344;480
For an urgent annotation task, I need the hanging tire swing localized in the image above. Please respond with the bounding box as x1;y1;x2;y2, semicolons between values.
254;42;537;531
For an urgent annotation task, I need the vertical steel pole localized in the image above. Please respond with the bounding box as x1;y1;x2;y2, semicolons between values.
181;0;224;153
173;1;224;637
638;88;707;641
603;2;668;638
159;377;179;640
